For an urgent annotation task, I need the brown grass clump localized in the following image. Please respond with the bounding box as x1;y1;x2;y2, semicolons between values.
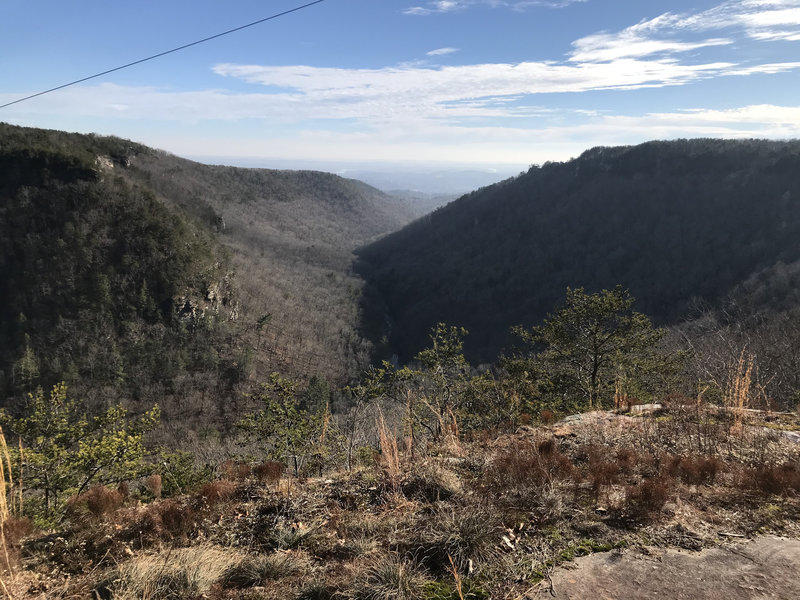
254;460;284;483
66;485;125;523
401;462;462;503
103;544;244;600
618;477;670;523
741;462;800;496
143;474;162;499
414;504;503;575
665;454;725;485
217;552;302;588
351;553;429;600
199;479;238;506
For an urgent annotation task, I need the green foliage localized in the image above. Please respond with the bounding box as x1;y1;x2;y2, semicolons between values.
423;580;488;600
302;375;331;414
414;324;471;439
239;373;324;474
0;382;159;521
158;450;213;497
514;286;680;410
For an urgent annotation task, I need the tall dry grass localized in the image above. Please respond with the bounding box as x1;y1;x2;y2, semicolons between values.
377;411;401;488
108;544;245;599
725;351;757;434
0;427;17;596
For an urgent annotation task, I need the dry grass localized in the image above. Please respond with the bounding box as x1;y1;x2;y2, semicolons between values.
726;351;756;434
351;554;429;600
254;460;285;483
103;544;244;599
378;411;401;487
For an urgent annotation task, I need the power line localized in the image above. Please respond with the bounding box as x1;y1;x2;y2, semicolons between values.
0;0;329;110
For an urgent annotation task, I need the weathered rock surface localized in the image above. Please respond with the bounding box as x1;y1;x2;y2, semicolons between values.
537;536;800;599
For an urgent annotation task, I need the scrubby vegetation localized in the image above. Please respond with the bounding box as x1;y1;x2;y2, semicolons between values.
0;386;797;598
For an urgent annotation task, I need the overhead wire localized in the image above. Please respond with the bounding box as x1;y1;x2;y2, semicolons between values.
0;0;329;109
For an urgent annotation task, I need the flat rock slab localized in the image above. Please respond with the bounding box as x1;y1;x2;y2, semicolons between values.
537;536;800;600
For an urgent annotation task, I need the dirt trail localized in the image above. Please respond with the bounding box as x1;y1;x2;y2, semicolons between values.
535;536;800;599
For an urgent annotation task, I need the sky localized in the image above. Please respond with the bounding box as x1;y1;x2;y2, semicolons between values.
3;0;800;176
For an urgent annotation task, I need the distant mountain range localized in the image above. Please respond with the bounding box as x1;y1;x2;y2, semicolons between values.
189;155;524;195
356;139;800;364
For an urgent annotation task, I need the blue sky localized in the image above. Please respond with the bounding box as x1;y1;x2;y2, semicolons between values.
3;0;800;170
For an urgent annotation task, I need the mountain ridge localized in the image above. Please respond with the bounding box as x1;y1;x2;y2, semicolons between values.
356;138;800;363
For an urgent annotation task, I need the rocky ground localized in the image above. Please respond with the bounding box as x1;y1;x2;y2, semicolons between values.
540;535;800;599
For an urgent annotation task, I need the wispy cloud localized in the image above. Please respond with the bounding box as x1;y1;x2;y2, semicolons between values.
404;1;467;16
569;15;733;63
427;47;460;56
404;0;586;16
211;58;735;120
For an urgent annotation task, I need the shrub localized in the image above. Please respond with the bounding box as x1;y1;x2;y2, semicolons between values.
122;500;195;547
589;460;620;500
220;460;252;481
539;409;555;425
159;450;212;496
665;455;724;485
143;474;162;499
157;500;195;539
615;448;638;475
743;462;800;495
485;438;574;500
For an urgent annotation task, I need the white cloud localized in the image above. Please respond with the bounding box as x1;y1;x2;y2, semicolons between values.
404;1;467;16
427;47;460;56
643;1;800;42
211;58;734;119
403;0;586;16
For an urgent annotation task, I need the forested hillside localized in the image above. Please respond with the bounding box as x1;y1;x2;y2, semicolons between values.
0;123;413;430
356;139;800;363
122;148;413;385
0;124;237;426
